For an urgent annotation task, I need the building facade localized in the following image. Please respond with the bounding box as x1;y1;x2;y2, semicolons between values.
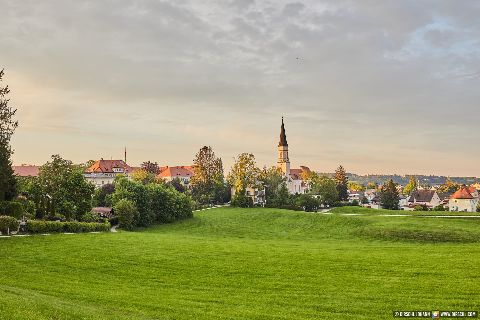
84;159;134;187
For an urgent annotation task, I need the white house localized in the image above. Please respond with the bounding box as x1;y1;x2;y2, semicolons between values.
84;159;134;187
449;186;479;212
157;166;195;185
407;190;441;209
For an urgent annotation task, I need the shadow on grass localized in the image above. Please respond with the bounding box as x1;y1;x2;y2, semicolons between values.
356;227;480;243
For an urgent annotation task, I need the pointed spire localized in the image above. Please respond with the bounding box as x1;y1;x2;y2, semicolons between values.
278;117;288;147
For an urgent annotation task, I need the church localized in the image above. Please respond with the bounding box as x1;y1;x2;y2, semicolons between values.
277;118;310;194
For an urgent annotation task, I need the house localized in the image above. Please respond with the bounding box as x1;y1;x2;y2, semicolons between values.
407;190;441;209
13;165;40;177
157;166;195;185
347;190;364;203
449;185;479;212
84;159;134;187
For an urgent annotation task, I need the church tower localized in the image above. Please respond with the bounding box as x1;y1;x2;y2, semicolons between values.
277;117;290;175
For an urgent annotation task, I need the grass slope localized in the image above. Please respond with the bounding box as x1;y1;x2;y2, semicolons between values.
1;207;480;319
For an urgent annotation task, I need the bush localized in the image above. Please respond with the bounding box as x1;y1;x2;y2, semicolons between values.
351;199;360;206
0;201;24;219
81;211;100;222
231;193;254;208
26;220;110;233
0;216;19;234
114;199;137;230
295;194;320;212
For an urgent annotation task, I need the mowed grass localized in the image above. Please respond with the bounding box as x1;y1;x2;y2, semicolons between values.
1;207;480;319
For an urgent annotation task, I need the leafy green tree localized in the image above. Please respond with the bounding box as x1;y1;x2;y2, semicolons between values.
310;175;338;206
93;183;115;207
403;176;417;195
0;69;18;201
258;166;287;206
295;194;319;212
168;177;186;193
112;176;152;227
114;199;137;230
334;165;348;201
37;155;95;220
380;179;399;210
190;146;226;204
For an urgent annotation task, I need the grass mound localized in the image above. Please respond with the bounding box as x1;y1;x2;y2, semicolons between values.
1;207;480;319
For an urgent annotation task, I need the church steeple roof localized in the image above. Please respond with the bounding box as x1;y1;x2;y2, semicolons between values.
278;117;288;147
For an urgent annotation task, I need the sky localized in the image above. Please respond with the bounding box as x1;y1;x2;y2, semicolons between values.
1;0;480;176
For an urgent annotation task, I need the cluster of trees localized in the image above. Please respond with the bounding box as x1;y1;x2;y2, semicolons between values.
112;177;192;230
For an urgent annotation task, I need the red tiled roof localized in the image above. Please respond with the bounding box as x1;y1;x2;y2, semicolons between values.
468;186;477;194
13;165;40;177
85;160;133;174
158;166;195;178
289;166;311;180
451;187;474;200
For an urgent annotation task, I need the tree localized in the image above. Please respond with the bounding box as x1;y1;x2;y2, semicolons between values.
227;153;260;195
334;165;348;201
190;146;226;204
380;179;399;210
114;199;137;230
367;182;378;190
0;69;18;201
131;168;156;184
296;194;319;212
258;166;287;206
347;181;365;192
93;183;115;207
141;161;160;174
168;177;186;193
438;178;459;193
310;175;338;206
403;176;417;195
37;155;95;220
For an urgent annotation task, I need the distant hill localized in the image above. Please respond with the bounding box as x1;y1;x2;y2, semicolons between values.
318;173;478;187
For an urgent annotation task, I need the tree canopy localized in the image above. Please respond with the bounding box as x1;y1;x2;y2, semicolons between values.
0;69;18;201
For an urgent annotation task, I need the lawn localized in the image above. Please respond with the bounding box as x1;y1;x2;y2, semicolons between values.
1;207;480;319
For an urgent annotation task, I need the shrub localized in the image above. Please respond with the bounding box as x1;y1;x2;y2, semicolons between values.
114;199;137;230
351;199;360;206
231;193;253;208
26;220;110;233
81;211;100;222
295;194;320;212
0;201;24;219
0;216;19;235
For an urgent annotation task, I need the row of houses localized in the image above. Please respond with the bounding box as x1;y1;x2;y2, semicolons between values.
13;161;196;187
348;185;480;212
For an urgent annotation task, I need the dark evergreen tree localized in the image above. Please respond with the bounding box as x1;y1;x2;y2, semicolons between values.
141;161;160;174
0;69;18;201
334;165;348;201
380;179;400;210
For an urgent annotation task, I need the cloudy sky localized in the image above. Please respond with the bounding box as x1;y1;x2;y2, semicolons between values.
1;0;480;176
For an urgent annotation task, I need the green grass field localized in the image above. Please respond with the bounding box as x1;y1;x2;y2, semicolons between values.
1;207;480;319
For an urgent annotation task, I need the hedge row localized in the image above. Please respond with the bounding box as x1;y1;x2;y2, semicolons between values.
0;216;20;234
26;220;110;234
